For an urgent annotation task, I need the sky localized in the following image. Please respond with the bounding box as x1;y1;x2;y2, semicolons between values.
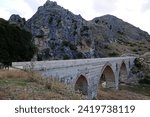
0;0;150;34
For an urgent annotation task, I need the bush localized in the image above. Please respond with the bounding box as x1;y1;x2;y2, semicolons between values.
108;52;119;57
76;52;84;59
139;78;150;84
62;40;70;47
104;45;110;49
80;26;89;37
62;40;77;50
63;54;70;60
134;58;142;69
132;49;137;52
85;39;92;47
117;31;124;35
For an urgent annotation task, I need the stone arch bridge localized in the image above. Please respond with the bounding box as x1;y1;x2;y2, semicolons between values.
12;57;136;99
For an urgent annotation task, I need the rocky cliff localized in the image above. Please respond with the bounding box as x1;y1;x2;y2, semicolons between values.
9;0;150;60
24;0;94;60
9;14;26;28
91;15;150;42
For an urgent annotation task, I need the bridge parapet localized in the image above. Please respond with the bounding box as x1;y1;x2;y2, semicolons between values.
12;57;136;70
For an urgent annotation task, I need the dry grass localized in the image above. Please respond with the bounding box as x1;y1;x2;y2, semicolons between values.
0;70;28;79
0;70;82;100
97;89;150;100
1;70;149;100
106;40;150;56
97;85;150;100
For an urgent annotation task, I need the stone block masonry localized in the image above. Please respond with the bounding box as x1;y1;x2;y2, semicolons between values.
12;57;136;99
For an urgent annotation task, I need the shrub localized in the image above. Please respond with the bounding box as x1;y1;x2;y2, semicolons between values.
139;77;150;84
63;54;70;60
62;40;77;50
138;48;142;51
76;52;84;59
62;40;70;47
85;39;92;47
132;49;137;52
80;26;89;37
104;45;110;49
134;58;142;69
117;31;124;35
108;52;119;57
69;44;77;51
49;17;53;24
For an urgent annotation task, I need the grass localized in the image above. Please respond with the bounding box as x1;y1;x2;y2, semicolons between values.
108;52;119;57
0;69;150;100
0;70;82;100
105;40;150;56
120;84;150;97
97;84;150;100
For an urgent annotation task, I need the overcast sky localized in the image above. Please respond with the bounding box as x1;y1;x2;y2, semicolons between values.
0;0;150;34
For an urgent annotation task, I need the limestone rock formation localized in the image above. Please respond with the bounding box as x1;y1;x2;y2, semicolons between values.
9;0;150;60
9;14;26;28
91;15;150;42
24;0;95;60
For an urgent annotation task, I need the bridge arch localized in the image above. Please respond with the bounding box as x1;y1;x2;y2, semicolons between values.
119;61;128;83
99;63;116;89
74;75;88;95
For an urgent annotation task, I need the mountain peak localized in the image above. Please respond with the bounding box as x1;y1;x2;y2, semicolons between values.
37;0;63;14
44;0;57;7
101;14;116;18
9;14;26;28
24;2;150;60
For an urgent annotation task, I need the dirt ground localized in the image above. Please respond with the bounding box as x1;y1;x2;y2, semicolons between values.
97;88;150;100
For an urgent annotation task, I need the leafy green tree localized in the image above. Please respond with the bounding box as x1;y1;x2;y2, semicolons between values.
0;18;35;64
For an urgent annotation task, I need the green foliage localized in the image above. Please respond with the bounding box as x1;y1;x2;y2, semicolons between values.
104;45;110;49
62;40;77;50
80;26;89;37
76;52;84;59
49;17;53;24
139;76;150;84
85;39;92;47
108;52;119;57
132;49;138;52
62;40;70;47
73;31;77;36
95;19;99;23
63;54;70;60
74;23;77;30
134;58;142;69
57;19;61;26
82;26;89;31
117;30;124;35
0;18;35;63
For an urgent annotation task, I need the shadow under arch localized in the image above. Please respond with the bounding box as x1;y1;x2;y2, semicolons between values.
99;64;116;89
75;75;88;95
119;61;128;83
